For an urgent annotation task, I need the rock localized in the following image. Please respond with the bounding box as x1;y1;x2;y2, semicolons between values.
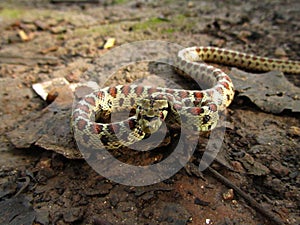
231;161;245;173
238;153;270;176
34;20;49;30
50;26;67;34
269;161;290;177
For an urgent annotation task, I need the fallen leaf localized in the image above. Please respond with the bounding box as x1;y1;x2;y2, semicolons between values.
32;77;70;101
40;46;59;54
230;68;300;113
103;37;116;49
18;30;33;41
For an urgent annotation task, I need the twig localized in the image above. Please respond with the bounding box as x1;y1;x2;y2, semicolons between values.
0;54;59;65
14;176;31;197
207;166;285;225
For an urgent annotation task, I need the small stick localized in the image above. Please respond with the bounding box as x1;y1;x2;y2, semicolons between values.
207;166;285;225
14;176;31;197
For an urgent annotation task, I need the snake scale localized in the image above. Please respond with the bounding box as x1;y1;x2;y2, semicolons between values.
72;46;300;150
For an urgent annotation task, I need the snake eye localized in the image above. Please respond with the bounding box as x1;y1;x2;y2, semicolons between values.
203;115;211;124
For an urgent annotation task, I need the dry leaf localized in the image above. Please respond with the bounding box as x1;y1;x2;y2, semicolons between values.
230;68;300;113
103;38;116;49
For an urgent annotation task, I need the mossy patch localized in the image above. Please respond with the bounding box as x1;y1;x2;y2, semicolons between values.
131;14;196;34
0;8;24;19
173;14;196;31
112;0;129;4
162;28;175;33
132;17;169;31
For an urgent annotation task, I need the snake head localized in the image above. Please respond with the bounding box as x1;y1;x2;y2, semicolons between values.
136;97;169;134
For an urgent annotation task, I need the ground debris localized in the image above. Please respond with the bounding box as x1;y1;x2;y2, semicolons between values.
230;68;300;113
238;153;270;176
222;189;234;200
103;37;116;49
194;197;210;206
0;197;36;225
142;201;191;224
7;106;81;159
287;126;300;137
7;79;81;158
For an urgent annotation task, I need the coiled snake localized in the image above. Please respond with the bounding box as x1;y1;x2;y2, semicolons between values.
72;47;300;150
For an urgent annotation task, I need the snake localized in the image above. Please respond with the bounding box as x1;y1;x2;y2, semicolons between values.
72;46;300;150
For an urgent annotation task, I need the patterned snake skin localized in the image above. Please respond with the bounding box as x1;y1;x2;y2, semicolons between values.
72;46;300;150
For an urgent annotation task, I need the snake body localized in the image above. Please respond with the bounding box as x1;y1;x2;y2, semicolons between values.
72;46;300;150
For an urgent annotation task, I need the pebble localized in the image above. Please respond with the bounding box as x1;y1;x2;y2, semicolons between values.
287;126;300;137
289;171;298;179
222;189;234;200
274;47;287;57
231;161;245;173
50;26;66;34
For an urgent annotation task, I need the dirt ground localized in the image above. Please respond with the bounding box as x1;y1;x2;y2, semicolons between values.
0;0;299;225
